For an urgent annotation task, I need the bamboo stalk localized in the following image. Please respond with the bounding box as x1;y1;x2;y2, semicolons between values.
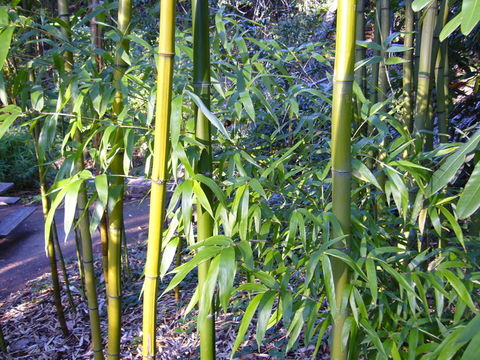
52;221;75;310
141;0;176;357
377;0;390;102
413;0;437;151
57;1;104;356
193;0;216;358
107;0;131;357
403;0;414;131
355;0;365;94
435;0;449;143
330;0;356;358
369;0;380;105
33;125;69;337
74;226;86;298
100;213;109;285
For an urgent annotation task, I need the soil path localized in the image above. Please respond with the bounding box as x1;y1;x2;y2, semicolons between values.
0;199;150;299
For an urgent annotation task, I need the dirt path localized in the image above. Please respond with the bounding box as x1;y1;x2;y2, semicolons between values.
0;199;150;299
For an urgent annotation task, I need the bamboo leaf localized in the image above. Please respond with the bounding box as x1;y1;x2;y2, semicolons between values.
352;158;382;189
441;269;476;311
412;0;433;12
457;160;480;219
63;179;82;242
159;237;180;278
218;247;236;311
439;13;462;41
255;290;276;349
185;90;232;141
193;180;214;218
427;130;480;196
385;56;407;65
163;246;222;295
460;0;480;36
198;253;221;323
438;206;465;250
231;293;263;357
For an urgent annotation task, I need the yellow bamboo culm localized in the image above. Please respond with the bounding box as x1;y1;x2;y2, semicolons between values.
142;0;176;358
330;0;356;358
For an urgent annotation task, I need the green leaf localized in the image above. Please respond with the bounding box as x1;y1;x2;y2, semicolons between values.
365;258;378;304
440;13;462;41
63;179;82;242
193;180;214;218
232;293;263;356
441;269;476;311
460;0;480;36
255;290;276;349
0;105;21;140
185;90;232;141
0;24;14;71
385;56;407;65
412;0;433;12
457;160;480;219
427;130;480;196
352;158;382;189
162;246;222;295
159;237;180;278
198;253;221;323
438;206;465;250
218;247;236;311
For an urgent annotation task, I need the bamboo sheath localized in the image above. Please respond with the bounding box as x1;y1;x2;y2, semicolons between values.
57;0;104;356
414;0;437;151
193;0;216;358
403;0;414;131
141;0;176;358
107;0;131;358
330;0;356;358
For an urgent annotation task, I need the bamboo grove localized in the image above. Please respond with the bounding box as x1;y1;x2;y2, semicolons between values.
0;0;479;359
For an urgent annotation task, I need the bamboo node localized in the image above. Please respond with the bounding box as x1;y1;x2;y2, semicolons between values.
144;274;160;280
152;179;167;185
158;52;175;58
107;294;122;300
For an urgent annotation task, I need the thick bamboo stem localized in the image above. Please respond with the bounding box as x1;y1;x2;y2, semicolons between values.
107;0;131;357
142;2;176;357
355;0;365;94
403;0;414;131
193;0;216;358
100;213;109;285
330;0;356;358
413;0;437;151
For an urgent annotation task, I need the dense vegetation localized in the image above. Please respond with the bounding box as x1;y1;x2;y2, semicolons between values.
0;0;479;358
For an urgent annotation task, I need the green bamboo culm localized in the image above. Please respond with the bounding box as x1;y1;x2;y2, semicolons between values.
33;125;69;337
413;0;437;152
57;0;104;356
403;0;414;131
330;0;356;358
142;1;176;357
369;0;380;106
107;0;131;357
435;0;449;142
377;0;390;102
52;222;75;309
193;0;216;358
355;0;365;94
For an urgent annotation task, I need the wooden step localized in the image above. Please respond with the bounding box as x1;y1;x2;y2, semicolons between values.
0;207;36;237
0;197;20;205
0;183;13;195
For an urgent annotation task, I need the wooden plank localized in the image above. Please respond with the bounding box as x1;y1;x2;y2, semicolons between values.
0;197;20;205
0;183;13;195
0;207;36;237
